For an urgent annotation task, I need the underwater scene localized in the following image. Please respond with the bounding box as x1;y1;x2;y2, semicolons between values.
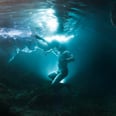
0;0;116;115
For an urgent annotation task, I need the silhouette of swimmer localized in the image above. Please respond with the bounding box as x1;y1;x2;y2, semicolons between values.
35;34;74;87
34;34;60;53
49;46;74;87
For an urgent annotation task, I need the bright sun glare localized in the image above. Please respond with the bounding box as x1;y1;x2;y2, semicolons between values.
45;35;74;42
33;8;59;34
